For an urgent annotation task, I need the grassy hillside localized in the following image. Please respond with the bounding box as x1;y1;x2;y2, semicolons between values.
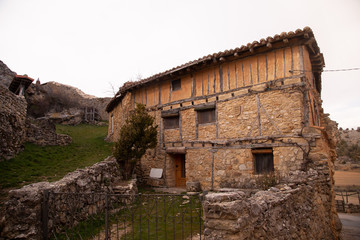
0;124;113;191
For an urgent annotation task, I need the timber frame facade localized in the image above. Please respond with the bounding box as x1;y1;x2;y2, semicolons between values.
106;27;336;190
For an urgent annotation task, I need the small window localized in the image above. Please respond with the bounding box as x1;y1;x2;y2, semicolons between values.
198;109;216;124
164;116;179;129
111;115;114;134
252;149;274;174
172;79;181;91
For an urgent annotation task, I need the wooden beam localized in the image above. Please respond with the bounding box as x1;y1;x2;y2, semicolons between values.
252;149;273;154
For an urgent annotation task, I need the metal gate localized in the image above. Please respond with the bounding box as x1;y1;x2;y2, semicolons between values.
42;191;204;239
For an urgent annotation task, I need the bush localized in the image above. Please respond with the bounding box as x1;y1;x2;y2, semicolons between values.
255;171;282;190
113;103;158;180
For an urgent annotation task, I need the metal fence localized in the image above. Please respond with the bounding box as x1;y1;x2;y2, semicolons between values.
42;191;204;240
335;190;360;212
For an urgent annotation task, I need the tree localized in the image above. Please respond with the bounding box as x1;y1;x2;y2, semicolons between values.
113;103;158;180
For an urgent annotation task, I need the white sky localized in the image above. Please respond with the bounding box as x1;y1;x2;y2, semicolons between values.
0;0;359;129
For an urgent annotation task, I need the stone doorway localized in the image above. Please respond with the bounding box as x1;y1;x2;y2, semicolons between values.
174;154;186;187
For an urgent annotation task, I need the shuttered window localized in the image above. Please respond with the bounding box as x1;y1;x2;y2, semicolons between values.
172;79;181;91
164;116;179;129
253;149;274;174
197;109;216;124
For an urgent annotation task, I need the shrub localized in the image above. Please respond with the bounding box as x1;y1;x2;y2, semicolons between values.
113;103;158;180
255;171;282;190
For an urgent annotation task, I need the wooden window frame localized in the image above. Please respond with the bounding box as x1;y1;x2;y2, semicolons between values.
172;79;181;91
195;103;216;125
162;109;180;130
163;115;179;129
252;148;274;174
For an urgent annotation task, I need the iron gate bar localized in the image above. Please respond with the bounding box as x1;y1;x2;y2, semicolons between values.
43;191;204;240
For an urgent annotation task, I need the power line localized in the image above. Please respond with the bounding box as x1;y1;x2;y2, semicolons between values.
290;68;360;73
323;68;360;72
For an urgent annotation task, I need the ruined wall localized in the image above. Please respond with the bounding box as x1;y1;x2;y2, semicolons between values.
0;157;136;240
0;85;27;161
0;78;73;161
26;118;72;146
203;172;342;240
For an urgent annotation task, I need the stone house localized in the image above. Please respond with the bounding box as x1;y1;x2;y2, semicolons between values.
106;27;335;191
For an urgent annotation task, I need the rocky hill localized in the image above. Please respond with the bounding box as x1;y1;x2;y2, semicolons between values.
0;59;111;160
0;60;16;88
337;128;360;163
26;81;111;123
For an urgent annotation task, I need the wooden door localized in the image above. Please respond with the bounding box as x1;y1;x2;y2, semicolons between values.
175;155;186;187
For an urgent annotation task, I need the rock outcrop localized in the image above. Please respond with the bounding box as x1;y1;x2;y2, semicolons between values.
0;60;16;88
26;81;111;123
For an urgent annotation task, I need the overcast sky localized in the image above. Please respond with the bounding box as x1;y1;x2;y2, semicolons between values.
0;0;359;129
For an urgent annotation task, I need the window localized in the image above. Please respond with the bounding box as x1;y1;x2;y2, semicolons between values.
252;149;274;174
111;115;114;134
164;116;179;129
197;109;216;124
172;79;181;91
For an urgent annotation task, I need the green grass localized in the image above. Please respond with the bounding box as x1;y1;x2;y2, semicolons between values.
0;124;113;191
53;191;204;240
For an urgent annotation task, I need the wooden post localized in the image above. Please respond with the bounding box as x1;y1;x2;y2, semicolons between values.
42;190;49;240
256;95;262;136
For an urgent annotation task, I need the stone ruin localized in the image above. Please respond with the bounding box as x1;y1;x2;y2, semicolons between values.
0;84;72;161
0;157;137;239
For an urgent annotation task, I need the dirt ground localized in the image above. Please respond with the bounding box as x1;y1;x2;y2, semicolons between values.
334;170;360;205
334;171;360;186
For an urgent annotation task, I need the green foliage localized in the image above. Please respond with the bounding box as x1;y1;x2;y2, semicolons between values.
0;124;113;192
113;103;157;180
255;171;282;190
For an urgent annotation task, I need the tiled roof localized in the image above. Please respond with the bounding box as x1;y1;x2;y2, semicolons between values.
8;75;34;94
107;27;323;112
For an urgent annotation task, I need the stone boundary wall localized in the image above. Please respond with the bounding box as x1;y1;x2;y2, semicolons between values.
0;85;27;161
203;170;342;240
0;156;136;239
26;118;72;146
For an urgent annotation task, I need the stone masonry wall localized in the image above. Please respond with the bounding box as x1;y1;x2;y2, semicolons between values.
203;170;342;240
0;85;27;161
26;118;72;146
0;156;136;239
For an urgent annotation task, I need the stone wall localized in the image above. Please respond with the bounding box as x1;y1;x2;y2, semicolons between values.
1;84;72;161
203;170;342;240
0;156;136;239
0;85;27;161
26;118;72;146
